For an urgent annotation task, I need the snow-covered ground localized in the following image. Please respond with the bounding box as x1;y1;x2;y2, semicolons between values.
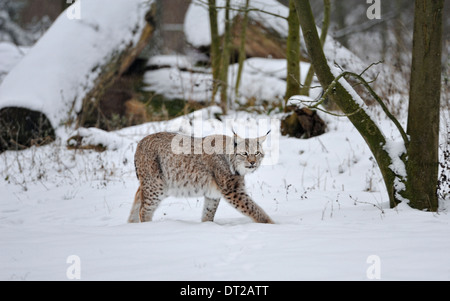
1;106;449;281
0;0;448;282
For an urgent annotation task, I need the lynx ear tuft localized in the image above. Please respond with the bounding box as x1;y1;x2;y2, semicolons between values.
232;128;244;142
258;130;271;143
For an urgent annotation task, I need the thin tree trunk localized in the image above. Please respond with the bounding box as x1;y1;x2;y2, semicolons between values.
300;0;330;96
294;0;403;208
406;0;444;211
284;0;301;111
234;0;250;101
208;0;221;104
334;0;348;49
219;0;232;114
394;0;404;71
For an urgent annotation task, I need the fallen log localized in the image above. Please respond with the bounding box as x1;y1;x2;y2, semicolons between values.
0;0;156;152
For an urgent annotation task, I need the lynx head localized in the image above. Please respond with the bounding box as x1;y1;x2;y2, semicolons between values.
232;130;269;176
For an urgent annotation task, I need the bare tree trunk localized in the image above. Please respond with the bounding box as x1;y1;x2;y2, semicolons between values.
406;0;444;211
295;0;444;211
284;0;301;111
393;0;405;71
334;0;348;48
300;0;330;96
219;0;232;114
294;0;403;208
208;0;221;104
234;0;250;101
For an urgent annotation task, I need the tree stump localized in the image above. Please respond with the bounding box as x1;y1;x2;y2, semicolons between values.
280;107;326;138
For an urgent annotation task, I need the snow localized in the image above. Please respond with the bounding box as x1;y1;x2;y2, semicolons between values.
0;0;449;282
143;66;214;102
1;107;449;281
0;42;28;84
238;58;310;82
182;0;399;109
0;11;35;46
329;65;369;110
0;0;153;129
185;0;289;48
184;0;376;78
70;127;133;151
287;95;315;107
147;55;194;70
383;140;407;178
184;0;220;48
143;55;311;104
383;139;408;203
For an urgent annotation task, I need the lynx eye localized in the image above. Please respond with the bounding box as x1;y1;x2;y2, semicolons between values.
255;151;261;156
240;152;248;157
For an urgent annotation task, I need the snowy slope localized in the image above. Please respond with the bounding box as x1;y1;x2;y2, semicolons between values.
1;107;449;281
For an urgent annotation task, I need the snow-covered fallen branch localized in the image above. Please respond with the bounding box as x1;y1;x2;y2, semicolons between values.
0;0;155;149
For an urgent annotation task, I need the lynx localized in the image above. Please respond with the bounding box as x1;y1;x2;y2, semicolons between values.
127;131;274;224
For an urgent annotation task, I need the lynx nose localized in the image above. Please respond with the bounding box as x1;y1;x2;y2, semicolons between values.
249;160;256;166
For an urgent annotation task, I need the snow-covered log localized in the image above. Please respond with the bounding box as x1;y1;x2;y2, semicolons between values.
0;0;155;152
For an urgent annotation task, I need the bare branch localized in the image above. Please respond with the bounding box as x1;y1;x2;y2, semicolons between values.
333;11;398;39
317;69;409;147
195;0;288;20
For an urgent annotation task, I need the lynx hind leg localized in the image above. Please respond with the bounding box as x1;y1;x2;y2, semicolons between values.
127;186;142;223
139;177;165;222
202;197;220;222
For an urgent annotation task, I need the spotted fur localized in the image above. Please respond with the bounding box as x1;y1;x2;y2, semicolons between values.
127;132;274;224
